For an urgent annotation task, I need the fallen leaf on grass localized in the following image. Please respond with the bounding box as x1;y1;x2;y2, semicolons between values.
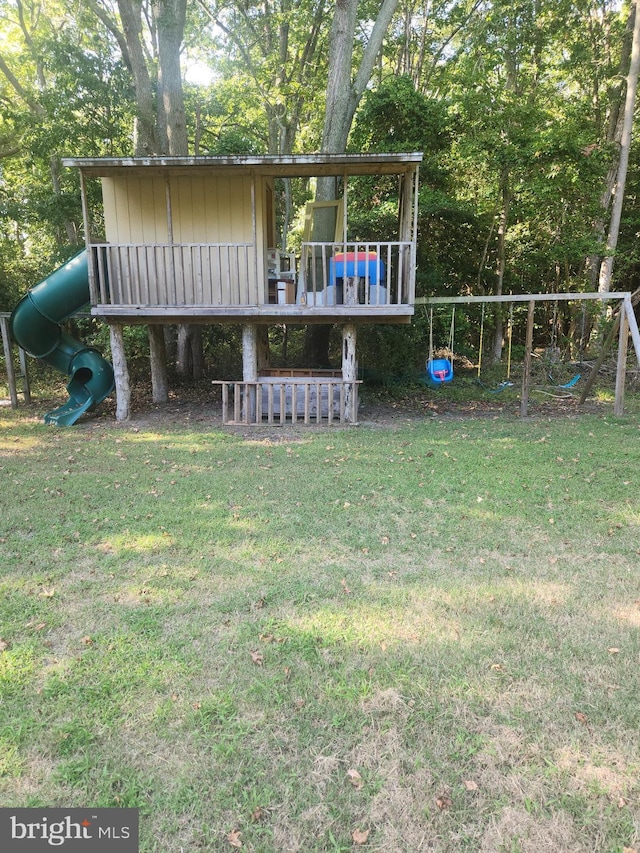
250;806;268;822
259;633;281;644
608;647;620;654
436;795;453;810
341;578;351;594
250;650;264;666
80;636;93;646
352;828;370;845
0;639;9;652
227;828;242;848
574;711;593;733
39;588;55;598
463;780;478;791
347;768;364;790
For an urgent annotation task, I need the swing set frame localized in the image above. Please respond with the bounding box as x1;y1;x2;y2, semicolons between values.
416;292;640;416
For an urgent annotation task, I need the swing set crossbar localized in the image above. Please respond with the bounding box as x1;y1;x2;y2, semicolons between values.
417;292;632;304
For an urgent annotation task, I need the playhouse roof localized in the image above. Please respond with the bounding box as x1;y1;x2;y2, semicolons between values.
61;152;423;178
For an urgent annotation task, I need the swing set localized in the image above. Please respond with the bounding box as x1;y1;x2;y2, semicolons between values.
417;291;640;416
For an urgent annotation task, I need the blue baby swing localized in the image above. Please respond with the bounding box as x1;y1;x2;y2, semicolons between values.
426;306;455;386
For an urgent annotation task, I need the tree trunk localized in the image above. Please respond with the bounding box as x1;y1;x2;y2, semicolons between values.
154;0;188;155
115;0;159;154
176;324;205;380
305;0;400;365
492;168;511;363
50;156;78;246
598;0;640;292
148;325;169;402
588;3;636;288
257;326;270;373
109;323;131;421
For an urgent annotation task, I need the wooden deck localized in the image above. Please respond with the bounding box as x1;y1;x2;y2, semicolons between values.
89;240;415;325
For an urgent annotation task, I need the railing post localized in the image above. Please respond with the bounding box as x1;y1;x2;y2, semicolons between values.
221;382;229;423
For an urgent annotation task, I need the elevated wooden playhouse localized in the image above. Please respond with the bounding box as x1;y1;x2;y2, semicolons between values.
62;152;422;424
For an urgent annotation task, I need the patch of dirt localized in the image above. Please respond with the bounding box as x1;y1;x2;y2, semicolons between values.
77;377;611;435
479;805;582;853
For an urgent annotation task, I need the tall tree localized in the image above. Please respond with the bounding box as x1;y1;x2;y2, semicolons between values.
304;0;401;365
321;0;400;154
86;0;202;387
195;0;330;155
86;0;189;155
598;0;640;292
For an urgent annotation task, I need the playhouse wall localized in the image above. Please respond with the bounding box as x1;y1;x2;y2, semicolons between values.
102;177;170;243
102;174;258;244
100;174;265;307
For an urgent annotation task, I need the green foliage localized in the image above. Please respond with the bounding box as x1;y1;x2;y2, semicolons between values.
185;78;269;154
350;75;449;159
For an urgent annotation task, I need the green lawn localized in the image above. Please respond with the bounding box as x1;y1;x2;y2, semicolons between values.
1;405;639;852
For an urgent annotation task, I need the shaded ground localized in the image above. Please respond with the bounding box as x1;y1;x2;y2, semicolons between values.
3;365;624;433
91;379;611;433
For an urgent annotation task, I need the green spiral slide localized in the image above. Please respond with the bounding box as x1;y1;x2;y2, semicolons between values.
10;251;114;426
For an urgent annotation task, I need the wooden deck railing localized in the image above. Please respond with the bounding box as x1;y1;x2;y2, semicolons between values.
214;379;361;425
89;241;414;312
299;241;414;306
91;243;257;307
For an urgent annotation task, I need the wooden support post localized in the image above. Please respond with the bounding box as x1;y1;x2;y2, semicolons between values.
242;324;258;422
1;315;18;409
520;300;535;418
342;323;357;423
148;325;169;403
109;323;131;422
242;324;258;381
614;304;629;416
18;347;30;404
624;295;640;367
